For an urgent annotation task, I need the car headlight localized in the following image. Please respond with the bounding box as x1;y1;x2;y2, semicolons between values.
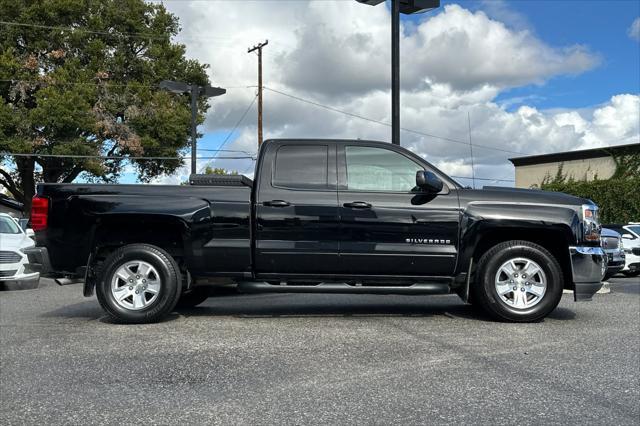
19;244;35;253
582;204;600;243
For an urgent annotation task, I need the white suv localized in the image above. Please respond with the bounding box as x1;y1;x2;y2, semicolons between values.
0;213;40;290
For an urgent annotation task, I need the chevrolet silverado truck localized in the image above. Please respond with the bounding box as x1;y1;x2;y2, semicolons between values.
25;139;604;323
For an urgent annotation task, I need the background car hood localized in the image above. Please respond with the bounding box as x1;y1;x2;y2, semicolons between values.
0;233;34;251
601;228;621;238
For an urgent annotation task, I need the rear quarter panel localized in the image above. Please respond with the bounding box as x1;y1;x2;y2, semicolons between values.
37;184;251;276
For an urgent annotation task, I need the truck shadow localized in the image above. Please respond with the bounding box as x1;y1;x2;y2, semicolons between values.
42;293;576;323
177;293;577;322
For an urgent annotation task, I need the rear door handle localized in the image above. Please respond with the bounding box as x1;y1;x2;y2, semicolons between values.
343;201;372;209
263;200;291;208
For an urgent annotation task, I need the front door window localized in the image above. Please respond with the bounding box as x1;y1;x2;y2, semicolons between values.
345;146;423;192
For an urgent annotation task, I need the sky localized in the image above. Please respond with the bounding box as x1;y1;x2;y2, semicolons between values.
135;0;640;187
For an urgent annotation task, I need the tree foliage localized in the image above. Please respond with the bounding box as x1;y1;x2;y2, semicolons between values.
203;166;237;175
540;151;640;224
0;0;210;210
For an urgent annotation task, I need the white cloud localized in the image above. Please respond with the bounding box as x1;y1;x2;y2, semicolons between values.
479;0;531;31
629;17;640;41
153;1;636;184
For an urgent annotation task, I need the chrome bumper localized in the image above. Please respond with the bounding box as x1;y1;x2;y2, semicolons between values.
569;246;604;301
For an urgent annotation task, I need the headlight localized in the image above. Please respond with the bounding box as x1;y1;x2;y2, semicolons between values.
582;204;600;243
619;238;624;250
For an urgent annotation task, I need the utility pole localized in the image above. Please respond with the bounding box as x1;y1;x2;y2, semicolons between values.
248;40;268;146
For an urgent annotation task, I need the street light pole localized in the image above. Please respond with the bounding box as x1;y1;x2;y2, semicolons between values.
391;0;401;146
160;80;226;175
355;0;440;146
190;86;199;175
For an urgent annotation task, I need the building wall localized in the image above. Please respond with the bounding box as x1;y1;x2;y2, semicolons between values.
514;156;617;188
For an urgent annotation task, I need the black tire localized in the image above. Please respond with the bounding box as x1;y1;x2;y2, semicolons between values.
175;287;211;309
472;240;564;322
96;244;182;324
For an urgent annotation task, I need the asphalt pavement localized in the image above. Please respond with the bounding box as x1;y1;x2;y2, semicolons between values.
1;276;639;425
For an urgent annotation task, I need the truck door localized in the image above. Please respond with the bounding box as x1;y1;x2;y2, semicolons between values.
337;144;460;277
255;142;339;277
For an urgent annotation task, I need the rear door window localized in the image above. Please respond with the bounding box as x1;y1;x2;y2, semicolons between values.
273;145;329;190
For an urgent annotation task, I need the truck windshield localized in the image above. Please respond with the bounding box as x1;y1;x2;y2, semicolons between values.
0;216;22;234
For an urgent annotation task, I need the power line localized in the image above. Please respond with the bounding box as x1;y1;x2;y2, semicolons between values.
214;95;258;154
2;153;255;161
0;20;243;44
198;148;256;155
0;20;296;49
197;94;258;172
263;86;531;156
0;79;250;90
451;175;514;183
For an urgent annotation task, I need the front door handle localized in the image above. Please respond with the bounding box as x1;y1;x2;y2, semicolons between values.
343;201;372;209
263;200;291;208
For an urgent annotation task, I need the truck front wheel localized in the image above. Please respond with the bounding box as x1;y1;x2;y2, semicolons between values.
96;244;182;324
472;240;563;322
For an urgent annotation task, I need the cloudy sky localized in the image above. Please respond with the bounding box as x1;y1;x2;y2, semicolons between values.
148;0;640;187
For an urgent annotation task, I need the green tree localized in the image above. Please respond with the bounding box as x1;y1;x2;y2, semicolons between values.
203;166;237;175
0;0;210;211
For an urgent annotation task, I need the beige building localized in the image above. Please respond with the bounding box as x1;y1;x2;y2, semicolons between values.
509;143;640;189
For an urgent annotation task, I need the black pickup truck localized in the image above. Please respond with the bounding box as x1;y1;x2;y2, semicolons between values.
26;139;604;323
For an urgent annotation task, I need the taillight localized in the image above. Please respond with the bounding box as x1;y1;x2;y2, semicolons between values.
31;196;49;231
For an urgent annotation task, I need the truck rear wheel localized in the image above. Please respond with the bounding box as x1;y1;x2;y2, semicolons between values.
472;240;563;322
96;244;182;324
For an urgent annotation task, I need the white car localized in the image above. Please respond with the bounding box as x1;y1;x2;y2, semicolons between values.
0;213;40;290
604;223;640;277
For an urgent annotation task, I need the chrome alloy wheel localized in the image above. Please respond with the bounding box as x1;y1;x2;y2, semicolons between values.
111;261;161;311
494;257;547;310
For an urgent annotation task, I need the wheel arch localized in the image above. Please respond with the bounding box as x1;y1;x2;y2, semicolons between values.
464;225;574;291
84;214;189;296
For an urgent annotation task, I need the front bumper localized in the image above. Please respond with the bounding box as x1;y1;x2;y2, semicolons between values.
0;271;40;290
22;247;53;276
569;246;605;301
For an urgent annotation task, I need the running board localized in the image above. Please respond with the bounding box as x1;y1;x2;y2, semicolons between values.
237;281;451;295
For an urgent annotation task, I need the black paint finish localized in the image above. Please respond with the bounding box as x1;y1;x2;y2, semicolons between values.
35;139;597;294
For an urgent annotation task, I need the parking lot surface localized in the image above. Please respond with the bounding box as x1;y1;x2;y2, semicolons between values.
1;277;639;425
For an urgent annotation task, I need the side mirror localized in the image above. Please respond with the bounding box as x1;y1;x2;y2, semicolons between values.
26;228;35;238
622;233;634;240
416;170;443;193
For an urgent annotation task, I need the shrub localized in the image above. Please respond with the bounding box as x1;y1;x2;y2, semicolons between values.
541;177;640;224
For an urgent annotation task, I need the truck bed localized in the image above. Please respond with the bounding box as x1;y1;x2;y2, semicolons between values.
36;183;252;275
